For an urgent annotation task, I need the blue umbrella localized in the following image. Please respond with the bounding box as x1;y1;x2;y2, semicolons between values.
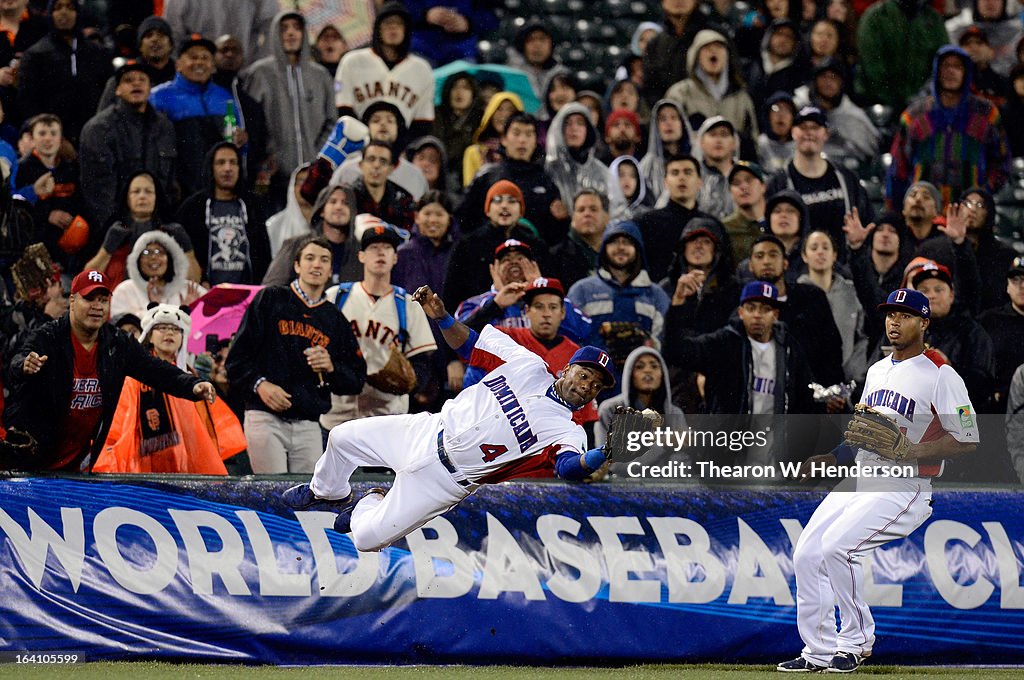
432;60;541;114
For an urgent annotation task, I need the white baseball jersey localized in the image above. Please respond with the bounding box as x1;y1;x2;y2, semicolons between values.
320;283;436;426
856;348;979;477
439;325;589;483
335;48;435;128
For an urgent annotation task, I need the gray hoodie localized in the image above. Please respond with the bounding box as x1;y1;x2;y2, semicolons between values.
241;11;336;180
545;102;626;220
639;99;694;205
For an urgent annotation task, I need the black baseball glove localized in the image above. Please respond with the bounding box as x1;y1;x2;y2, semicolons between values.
604;405;663;460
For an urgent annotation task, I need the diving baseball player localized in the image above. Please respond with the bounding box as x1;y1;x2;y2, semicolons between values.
282;285;618;553
779;289;978;673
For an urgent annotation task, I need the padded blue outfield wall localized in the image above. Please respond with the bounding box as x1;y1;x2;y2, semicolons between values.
0;476;1023;665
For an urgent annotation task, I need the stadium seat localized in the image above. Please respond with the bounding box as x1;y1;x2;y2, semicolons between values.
477;40;508;64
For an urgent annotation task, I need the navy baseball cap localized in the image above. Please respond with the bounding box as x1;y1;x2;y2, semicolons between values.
568;346;616;388
740;281;781;307
878;288;930;318
1007;256;1024;278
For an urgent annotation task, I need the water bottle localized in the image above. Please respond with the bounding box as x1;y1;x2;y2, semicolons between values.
223;100;237;142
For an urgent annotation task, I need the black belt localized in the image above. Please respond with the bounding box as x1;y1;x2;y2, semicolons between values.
437;430;472;487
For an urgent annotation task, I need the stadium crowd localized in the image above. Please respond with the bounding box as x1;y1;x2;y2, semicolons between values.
1;0;1023;484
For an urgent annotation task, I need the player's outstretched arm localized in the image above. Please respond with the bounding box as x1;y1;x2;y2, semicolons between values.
413;285;478;357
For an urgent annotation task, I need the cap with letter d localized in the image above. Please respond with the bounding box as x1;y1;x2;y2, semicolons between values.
878;288;930;318
568;346;616;387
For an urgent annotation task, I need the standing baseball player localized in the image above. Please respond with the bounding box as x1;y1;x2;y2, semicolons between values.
779;288;978;673
283;285;626;553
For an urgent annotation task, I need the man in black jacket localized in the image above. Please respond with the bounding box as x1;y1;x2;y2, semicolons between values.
456;112;565;245
175;141;271;285
5;269;216;472
980;257;1024;413
80;59;178;232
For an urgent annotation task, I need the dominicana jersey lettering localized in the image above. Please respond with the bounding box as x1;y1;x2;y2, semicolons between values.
439;326;588;483
856;349;979;476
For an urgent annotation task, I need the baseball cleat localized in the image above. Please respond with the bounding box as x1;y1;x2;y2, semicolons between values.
333;488;389;534
776;656;827;672
281;483;353;513
826;651;865;673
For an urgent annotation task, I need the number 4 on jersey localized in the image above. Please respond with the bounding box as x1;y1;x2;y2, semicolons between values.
480;443;508;462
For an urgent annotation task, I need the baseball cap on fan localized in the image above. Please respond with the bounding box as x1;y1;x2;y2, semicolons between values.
568;346;616;388
523;277;565;303
71;270;112;297
878;288;930;318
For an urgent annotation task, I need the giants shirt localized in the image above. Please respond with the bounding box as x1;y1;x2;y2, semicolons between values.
440;326;588;484
856;349;979;477
334;48;435;128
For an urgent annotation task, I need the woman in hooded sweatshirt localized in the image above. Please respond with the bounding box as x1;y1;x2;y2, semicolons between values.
461;91;524;186
110;230;206;319
610;155;655;220
265;162;314;258
433;72;483;182
595;346;687;473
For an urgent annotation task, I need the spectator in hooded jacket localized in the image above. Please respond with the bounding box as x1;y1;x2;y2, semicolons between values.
793;59;880;165
17;0;112;147
640;99;693;205
1001;64;1024;157
567;220;670;393
722;161;767;267
887;45;1010;209
661;216;740;411
946;0;1023;76
433;72;483;188
545;102;626;223
241;11;335;207
611;155;655;220
264;178;361;289
694;116;739;220
664;30;759;151
961;186;1017;313
461;91;524;187
150;33;234;201
109;229;206;320
335;2;435;142
80;60;177;235
405;136;449;202
844;211;909;358
175;141;272;285
642;0;719;107
756;91;796;173
505;20;561;102
457;111;565;244
743;18;808;115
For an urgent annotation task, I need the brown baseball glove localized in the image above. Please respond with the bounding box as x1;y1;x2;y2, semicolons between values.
365;346;417;395
844;403;912;461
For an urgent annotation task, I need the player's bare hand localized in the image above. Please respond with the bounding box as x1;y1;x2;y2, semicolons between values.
825;395;847;413
257;380;292;412
842;208;875;251
412;285;447;319
797;453;837;482
494;281;527;308
193;381;217;404
671;270;706;305
446;360;465;392
22;351;47;375
939;202;967;244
